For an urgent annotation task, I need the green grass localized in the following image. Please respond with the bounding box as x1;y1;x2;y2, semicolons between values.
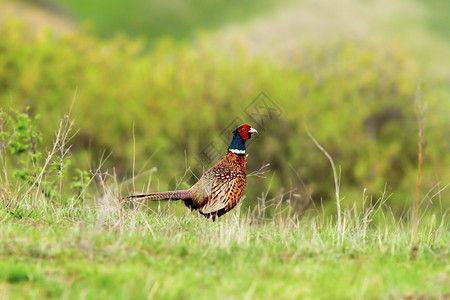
49;0;292;40
0;203;448;299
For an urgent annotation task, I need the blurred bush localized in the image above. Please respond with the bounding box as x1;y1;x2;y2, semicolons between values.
1;20;449;213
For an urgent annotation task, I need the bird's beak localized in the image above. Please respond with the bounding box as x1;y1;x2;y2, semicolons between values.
249;127;258;133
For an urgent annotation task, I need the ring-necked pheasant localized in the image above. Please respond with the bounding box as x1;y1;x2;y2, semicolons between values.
125;124;257;220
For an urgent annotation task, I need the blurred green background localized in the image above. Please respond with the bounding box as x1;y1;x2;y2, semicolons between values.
0;0;449;214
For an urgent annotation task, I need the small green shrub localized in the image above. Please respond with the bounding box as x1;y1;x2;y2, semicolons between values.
0;106;90;207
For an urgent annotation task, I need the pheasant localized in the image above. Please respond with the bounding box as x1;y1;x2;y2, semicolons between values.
125;124;257;220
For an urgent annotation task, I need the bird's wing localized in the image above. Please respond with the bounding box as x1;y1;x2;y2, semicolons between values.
199;166;245;215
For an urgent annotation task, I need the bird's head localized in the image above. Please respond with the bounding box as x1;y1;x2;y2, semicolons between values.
233;124;257;140
228;124;257;154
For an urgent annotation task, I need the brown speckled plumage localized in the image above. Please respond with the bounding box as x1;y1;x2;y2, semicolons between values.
190;151;247;219
124;124;257;220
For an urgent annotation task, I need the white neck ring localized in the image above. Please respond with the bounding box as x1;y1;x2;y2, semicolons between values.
229;148;245;154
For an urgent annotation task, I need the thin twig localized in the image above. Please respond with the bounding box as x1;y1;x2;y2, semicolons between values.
305;128;343;244
411;81;427;261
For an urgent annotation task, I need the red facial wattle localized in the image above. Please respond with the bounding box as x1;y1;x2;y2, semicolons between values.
239;125;251;140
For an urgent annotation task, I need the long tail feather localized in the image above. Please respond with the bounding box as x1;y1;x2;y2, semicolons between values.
123;190;191;201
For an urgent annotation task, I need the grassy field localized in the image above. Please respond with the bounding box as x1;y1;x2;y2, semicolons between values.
1;1;449;299
0;200;448;299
